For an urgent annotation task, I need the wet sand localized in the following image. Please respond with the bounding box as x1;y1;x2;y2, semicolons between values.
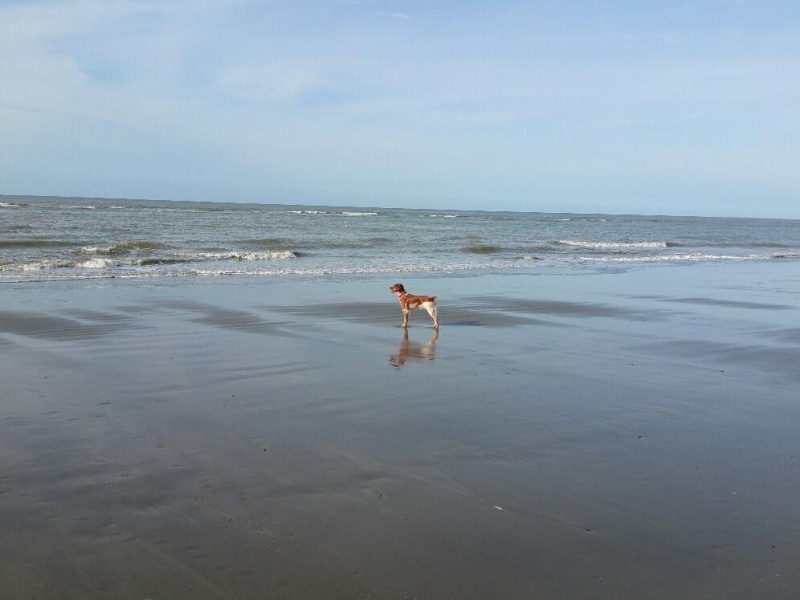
1;263;799;599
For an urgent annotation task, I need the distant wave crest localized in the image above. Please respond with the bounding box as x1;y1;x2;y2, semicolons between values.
196;251;297;261
77;240;174;255
284;209;378;217
553;240;670;250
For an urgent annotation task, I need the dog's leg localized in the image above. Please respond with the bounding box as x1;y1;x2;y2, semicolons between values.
422;302;439;329
401;307;410;328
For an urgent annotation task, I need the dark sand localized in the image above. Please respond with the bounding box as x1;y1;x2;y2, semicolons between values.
2;263;799;599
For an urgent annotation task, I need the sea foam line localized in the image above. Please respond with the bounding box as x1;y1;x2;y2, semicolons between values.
554;240;670;249
581;253;782;263
0;250;298;272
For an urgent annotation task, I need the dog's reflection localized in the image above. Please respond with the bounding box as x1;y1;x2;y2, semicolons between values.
389;329;439;368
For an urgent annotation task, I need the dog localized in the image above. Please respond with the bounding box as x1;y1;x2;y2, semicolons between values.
389;283;439;329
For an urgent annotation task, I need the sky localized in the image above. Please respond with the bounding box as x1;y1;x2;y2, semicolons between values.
1;0;799;217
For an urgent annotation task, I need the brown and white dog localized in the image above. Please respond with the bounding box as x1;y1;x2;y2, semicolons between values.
389;283;439;329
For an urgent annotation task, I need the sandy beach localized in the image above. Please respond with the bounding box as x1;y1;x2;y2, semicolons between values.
2;263;799;599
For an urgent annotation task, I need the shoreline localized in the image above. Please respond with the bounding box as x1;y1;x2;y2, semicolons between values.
2;262;799;598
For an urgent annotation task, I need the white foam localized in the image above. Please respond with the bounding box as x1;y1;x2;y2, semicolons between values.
582;253;764;263
78;258;117;269
180;260;536;278
77;245;115;255
556;240;668;249
283;210;377;216
13;259;74;271
195;250;297;261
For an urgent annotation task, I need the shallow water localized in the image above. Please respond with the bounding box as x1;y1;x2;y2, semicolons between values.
2;195;799;282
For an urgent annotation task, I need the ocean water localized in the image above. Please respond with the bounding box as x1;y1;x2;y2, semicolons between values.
2;195;799;283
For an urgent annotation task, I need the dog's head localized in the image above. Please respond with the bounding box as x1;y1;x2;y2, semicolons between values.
389;283;405;294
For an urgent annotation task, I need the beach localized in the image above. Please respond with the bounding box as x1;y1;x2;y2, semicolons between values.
2;262;799;599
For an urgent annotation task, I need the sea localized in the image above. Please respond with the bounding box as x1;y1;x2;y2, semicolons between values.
2;195;799;284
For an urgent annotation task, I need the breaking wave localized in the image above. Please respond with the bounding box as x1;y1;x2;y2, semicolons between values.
77;240;174;255
1;250;298;273
284;209;378;216
553;240;672;249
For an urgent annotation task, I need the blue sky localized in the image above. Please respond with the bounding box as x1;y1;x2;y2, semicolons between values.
1;0;798;217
